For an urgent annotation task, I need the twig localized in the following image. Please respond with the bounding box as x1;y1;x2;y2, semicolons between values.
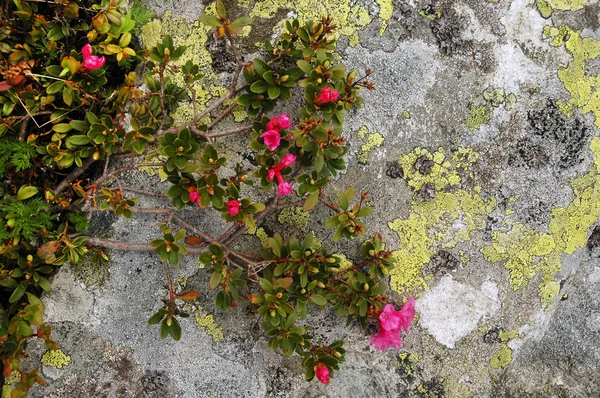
207;124;253;138
120;186;168;197
85;236;207;254
55;157;97;195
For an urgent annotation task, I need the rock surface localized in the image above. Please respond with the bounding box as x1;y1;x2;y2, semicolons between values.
18;0;600;397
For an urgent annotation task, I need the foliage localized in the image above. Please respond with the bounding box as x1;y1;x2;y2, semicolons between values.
0;0;400;392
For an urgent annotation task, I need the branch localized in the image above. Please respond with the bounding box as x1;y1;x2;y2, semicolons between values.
85;236;207;254
55;156;97;195
207;124;253;138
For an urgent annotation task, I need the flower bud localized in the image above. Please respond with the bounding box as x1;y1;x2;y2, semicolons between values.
316;281;325;288
6;218;15;227
326;257;336;263
300;288;306;294
363;283;369;292
334;351;342;358
166;316;172;326
304;250;312;257
382;267;389;276
279;75;289;82
270;309;276;317
92;150;100;160
308;266;319;273
368;249;375;256
275;293;283;299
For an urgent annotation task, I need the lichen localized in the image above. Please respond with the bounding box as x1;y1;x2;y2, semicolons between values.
246;0;373;45
546;0;585;11
70;257;110;287
499;329;519;342
278;207;310;229
388;147;495;294
332;253;353;273
195;312;224;342
376;0;393;36
402;110;411;119
536;0;553;18
543;26;600;127
482;138;600;305
41;349;71;369
357;131;384;164
490;344;512;369
466;104;492;131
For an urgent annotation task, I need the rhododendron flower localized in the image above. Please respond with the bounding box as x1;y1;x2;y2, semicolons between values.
314;87;339;105
226;199;241;217
267;168;276;181
371;297;415;350
260;130;281;151
315;363;330;385
188;191;200;203
279;153;296;168
277;181;294;197
81;43;106;70
266;114;292;132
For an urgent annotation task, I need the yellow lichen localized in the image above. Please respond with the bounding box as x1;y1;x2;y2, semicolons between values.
278;207;310;229
543;26;600;127
247;0;372;43
546;0;585;11
499;329;519;342
482;138;600;305
41;349;71;369
195;313;224;342
490;344;512;369
332;253;353;273
388;147;495;295
357;131;384;164
376;0;393;36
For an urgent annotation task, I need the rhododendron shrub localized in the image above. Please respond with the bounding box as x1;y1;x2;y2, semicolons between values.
1;0;410;393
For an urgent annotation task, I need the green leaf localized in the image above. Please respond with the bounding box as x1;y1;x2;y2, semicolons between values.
66;135;92;146
253;58;269;76
297;60;312;74
9;284;26;303
268;85;281;100
215;0;226;18
52;123;73;133
357;207;373;217
209;271;223;289
17;185;38;201
259;278;273;292
148;309;166;325
199;14;221;27
324;215;339;228
303;192;319;212
46;80;65;94
310;295;327;306
170;318;182;341
250;80;269;93
160;319;169;338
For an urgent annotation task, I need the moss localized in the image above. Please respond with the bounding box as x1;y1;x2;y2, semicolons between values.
482;138;600;305
195;312;224;342
247;0;372;44
278;207;310;229
490;344;512;369
41;349;71;369
536;0;553;18
388;147;495;295
543;26;600;127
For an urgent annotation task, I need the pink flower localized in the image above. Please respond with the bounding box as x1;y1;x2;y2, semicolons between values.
226;199;241;217
315;363;330;385
189;191;200;203
279;153;296;168
260;130;281;151
267;168;276;181
81;43;106;70
314;87;339;105
371;297;415;351
266;114;292;132
277;181;294;197
371;328;403;350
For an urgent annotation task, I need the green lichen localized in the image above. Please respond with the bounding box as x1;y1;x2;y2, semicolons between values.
195;312;224;342
357;132;384;164
543;26;600;127
499;329;519;342
246;0;372;46
546;0;585;11
376;0;393;36
396;147;479;192
466;104;492;131
140;8;228;127
332;253;353;273
467;88;516;130
41;349;71;369
388;147;495;294
490;344;512;369
70;257;109;287
278;207;310;229
536;0;553;18
482;138;600;305
402;110;411;119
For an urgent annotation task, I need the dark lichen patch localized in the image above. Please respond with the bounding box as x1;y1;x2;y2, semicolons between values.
424;250;460;276
206;33;238;74
417;378;445;397
386;161;405;179
414;155;435;174
415;182;435;202
483;327;501;344
265;365;296;398
522;200;552;231
508;138;549;170
135;370;175;398
527;99;590;169
430;8;472;56
587;225;600;249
